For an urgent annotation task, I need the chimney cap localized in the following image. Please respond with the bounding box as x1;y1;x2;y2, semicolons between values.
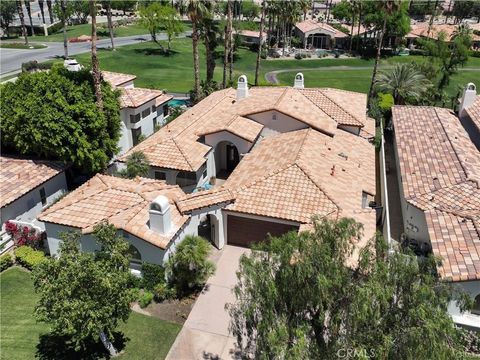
238;74;247;83
466;82;476;91
150;195;170;213
294;72;304;89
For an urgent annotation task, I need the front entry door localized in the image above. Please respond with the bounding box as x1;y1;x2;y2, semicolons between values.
226;145;239;172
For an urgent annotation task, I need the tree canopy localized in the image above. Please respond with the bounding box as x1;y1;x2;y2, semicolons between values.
0;65;121;173
33;223;134;353
227;218;472;359
117;151;150;179
0;1;16;37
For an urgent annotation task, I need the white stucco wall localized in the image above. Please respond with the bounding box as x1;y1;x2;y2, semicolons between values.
448;280;480;330
247;111;308;133
1;172;68;228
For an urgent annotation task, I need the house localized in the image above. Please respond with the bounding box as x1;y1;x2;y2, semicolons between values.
41;74;377;269
458;83;480;150
234;30;267;46
0;156;67;253
406;22;480;48
392;105;480;330
294;19;349;49
101;71;173;155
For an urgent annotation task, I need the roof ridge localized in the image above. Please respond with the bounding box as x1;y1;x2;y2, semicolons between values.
274;87;289;107
234;163;297;194
295;128;312;162
171;137;194;171
319;89;364;127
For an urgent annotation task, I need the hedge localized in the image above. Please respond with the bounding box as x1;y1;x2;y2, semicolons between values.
14;246;47;270
0;254;14;272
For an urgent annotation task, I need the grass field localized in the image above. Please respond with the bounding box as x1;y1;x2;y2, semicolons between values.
74;39;480;96
0;267;181;360
0;42;47;49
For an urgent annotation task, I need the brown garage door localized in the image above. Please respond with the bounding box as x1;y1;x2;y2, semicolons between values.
227;215;299;247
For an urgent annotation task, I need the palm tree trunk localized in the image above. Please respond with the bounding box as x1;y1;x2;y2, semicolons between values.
61;0;68;58
255;1;266;86
192;21;201;100
25;1;34;37
349;14;355;52
356;2;362;53
39;0;46;24
16;0;28;45
223;0;232;88
46;0;54;24
106;1;115;50
367;14;387;106
90;0;103;111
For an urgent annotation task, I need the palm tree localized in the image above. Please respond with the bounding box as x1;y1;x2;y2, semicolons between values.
367;0;401;106
105;0;115;50
46;0;54;24
223;0;233;88
90;0;103;111
375;64;431;104
255;1;266;86
38;0;46;24
16;0;28;45
24;0;34;37
199;14;219;84
187;0;209;101
60;0;68;58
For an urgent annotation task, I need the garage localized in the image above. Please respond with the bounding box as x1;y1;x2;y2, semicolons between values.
227;215;299;247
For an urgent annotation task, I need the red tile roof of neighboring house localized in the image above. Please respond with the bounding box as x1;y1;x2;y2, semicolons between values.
295;19;348;38
407;22;480;42
39;174;188;249
102;71;137;88
393;106;480;281
120;87;164;109
465;96;480;132
0;157;65;208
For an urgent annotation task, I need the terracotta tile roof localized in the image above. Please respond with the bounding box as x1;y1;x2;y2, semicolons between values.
121;86;369;172
0;156;65;208
295;20;348;38
176;189;235;213
407;23;480;42
465;96;480;132
39;174;188;249
156;93;174;106
235;30;266;39
393;105;480;281
102;71;136;88
120;87;164;109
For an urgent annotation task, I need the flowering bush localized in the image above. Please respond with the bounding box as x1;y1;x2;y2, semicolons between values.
4;221;43;249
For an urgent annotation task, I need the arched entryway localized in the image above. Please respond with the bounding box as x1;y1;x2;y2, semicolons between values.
128;244;142;271
197;214;220;247
215;141;240;179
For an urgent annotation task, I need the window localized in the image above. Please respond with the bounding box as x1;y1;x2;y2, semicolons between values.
142;107;151;118
473;294;480;315
200;162;207;179
152;104;157;113
39;188;47;206
163;104;169;117
176;171;197;188
361;191;374;208
132;127;142;146
130;113;141;123
155;171;166;180
127;244;142;265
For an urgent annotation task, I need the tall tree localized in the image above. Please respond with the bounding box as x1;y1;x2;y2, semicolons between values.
105;0;115;50
16;0;28;45
117;151;150;179
33;223;134;355
38;0;46;24
223;0;233;88
367;0;401;106
254;0;266;86
46;0;54;23
0;1;17;37
90;0;103;111
161;5;184;51
187;0;209;101
199;13;219;84
24;0;34;37
139;2;164;46
227;218;472;358
61;0;68;58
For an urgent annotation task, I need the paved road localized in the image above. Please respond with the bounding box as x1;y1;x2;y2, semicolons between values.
0;32;190;75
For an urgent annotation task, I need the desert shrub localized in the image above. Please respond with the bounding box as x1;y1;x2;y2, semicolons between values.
141;263;165;290
0;254;13;272
14;246;46;270
153;283;176;302
166;235;215;296
138;290;154;308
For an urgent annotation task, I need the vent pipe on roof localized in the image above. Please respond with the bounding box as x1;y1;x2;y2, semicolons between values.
149;195;171;235
237;75;249;99
459;82;476;117
294;73;304;89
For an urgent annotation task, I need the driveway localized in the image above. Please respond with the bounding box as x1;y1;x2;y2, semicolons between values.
166;245;249;360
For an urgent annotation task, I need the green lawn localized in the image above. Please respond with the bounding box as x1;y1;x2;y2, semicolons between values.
73;39;480;95
0;267;181;360
0;42;47;49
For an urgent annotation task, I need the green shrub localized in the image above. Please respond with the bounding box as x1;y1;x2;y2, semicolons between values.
138;291;154;308
0;254;13;272
141;263;165;291
166;235;215;296
14;246;46;270
153;283;176;302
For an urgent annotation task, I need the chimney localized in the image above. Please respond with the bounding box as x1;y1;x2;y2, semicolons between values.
149;195;171;235
459;82;476;117
294;72;304;89
237;75;249;99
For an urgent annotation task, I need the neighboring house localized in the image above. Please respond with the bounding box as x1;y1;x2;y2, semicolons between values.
294;19;349;49
41;74;376;270
392;105;480;330
234;30;267;46
405;22;480;48
0;156;67;228
458;83;480;151
101;71;173;155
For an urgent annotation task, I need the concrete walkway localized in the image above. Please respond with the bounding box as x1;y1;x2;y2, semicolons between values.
166;245;249;360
